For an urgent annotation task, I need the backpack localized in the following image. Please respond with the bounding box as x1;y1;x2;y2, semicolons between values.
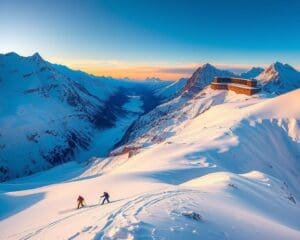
78;195;84;201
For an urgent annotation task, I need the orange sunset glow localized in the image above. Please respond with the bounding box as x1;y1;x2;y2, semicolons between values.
49;58;255;80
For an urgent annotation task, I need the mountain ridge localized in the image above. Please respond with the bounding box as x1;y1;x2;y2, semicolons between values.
0;53;179;181
257;61;300;94
1;55;300;181
240;67;264;79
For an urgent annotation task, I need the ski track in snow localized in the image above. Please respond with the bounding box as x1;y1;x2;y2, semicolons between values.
93;189;201;240
10;189;202;240
15;204;104;240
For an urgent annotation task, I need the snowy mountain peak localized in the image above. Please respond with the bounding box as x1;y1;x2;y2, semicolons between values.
240;67;264;79
272;61;283;68
272;61;286;68
1;52;20;59
266;61;297;74
0;52;46;67
5;51;19;56
263;61;298;76
28;52;45;63
145;77;163;82
257;62;300;94
181;63;235;95
201;63;214;69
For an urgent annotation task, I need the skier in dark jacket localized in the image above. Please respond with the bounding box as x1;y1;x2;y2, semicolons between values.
77;195;85;209
100;192;110;205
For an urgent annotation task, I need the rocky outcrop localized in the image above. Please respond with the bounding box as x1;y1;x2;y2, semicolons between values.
181;63;234;96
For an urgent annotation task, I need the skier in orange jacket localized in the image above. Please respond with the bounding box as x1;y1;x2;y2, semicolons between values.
77;195;85;209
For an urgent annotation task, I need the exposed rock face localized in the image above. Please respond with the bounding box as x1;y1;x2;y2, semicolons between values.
181;63;235;96
110;145;140;158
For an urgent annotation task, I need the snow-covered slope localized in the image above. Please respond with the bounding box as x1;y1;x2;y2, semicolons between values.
135;77;187;104
1;86;299;240
257;62;300;94
153;78;188;101
240;67;264;79
0;53;169;181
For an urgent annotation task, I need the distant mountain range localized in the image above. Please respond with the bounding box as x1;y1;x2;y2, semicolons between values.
0;52;174;181
114;60;300;154
1;52;300;181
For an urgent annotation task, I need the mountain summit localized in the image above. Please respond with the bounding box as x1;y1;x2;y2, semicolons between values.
29;52;44;62
257;62;300;94
181;63;235;95
240;67;264;79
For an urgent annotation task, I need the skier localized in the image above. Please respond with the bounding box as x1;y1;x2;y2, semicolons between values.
100;192;110;205
77;195;85;209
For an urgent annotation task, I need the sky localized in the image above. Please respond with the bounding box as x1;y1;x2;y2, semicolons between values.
1;0;300;80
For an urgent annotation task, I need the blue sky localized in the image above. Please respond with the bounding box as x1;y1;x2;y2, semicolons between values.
1;0;300;79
